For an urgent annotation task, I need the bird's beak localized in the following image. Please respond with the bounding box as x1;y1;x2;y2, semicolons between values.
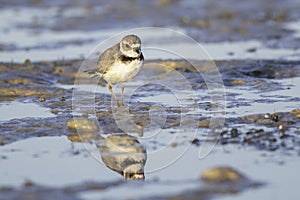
135;48;141;55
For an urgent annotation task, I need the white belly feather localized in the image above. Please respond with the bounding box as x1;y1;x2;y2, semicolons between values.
103;59;143;84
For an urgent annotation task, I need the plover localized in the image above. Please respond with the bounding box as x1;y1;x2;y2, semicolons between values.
86;35;144;104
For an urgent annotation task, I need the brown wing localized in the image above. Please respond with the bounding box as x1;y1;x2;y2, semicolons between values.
96;43;121;75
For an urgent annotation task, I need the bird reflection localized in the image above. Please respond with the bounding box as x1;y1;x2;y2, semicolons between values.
97;133;147;180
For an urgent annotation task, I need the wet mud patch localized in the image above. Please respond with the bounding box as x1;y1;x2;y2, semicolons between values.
218;110;300;153
0;59;299;148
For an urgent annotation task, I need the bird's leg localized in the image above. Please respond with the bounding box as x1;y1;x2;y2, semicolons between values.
121;83;125;99
108;84;123;107
108;84;118;101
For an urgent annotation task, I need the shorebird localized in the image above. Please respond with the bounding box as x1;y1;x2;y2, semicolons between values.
86;35;144;105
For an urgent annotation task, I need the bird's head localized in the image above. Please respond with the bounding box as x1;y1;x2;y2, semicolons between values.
123;163;145;180
120;35;142;58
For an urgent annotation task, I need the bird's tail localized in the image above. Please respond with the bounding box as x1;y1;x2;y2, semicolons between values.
84;69;102;79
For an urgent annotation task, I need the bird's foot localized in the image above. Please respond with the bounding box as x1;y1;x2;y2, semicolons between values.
117;100;124;107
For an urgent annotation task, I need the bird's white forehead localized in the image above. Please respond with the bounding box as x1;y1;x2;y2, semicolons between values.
131;43;141;48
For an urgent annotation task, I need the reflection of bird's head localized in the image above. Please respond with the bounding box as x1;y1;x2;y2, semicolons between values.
124;163;145;180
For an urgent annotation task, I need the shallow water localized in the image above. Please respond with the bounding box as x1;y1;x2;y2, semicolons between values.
1;136;299;199
0;102;55;121
225;77;300;117
2;28;300;62
1;6;300;62
0;136;116;187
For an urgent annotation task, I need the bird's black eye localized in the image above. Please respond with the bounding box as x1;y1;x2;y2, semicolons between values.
125;44;130;48
128;173;134;178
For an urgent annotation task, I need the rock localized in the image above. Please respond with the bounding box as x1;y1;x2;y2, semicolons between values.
51;109;59;114
291;109;300;118
191;138;200;146
229;79;246;86
201;166;245;184
67;118;99;133
68;132;96;142
270;113;279;122
60;96;66;101
23;180;34;187
246;48;257;53
231;128;239;137
291;109;300;115
39;96;46;102
24;59;31;66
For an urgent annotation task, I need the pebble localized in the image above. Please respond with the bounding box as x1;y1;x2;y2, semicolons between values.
230;79;246;86
264;113;270;119
191;138;200;146
278;124;284;131
51;109;59;114
39;96;46;102
270;113;279;122
24;59;31;66
23;180;34;187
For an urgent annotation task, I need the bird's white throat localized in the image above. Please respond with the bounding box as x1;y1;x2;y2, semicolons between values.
120;43;140;58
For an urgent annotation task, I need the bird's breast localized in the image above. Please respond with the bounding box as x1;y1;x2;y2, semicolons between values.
103;59;143;84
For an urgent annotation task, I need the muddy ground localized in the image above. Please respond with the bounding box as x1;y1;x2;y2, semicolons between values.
0;59;300;150
0;59;299;199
